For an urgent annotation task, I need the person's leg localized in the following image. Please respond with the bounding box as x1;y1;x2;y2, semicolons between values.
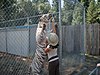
55;59;59;75
48;61;56;75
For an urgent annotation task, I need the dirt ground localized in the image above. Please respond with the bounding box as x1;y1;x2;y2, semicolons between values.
65;54;100;75
0;52;100;75
58;54;100;75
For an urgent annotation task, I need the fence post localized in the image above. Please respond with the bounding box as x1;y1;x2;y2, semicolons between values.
83;6;86;63
58;0;62;75
97;24;99;55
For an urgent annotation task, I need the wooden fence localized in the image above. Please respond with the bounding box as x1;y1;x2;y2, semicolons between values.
86;24;100;55
62;25;84;55
62;24;100;56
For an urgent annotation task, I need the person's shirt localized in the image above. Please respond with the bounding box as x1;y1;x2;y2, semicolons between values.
46;45;59;62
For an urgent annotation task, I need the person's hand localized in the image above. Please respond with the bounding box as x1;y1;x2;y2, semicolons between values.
44;48;51;53
97;63;100;67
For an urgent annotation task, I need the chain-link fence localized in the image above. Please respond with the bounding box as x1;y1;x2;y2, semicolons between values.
60;0;86;75
89;65;100;75
0;0;86;75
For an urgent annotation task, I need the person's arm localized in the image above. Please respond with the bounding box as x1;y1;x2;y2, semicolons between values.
52;18;56;33
44;45;52;53
45;48;51;53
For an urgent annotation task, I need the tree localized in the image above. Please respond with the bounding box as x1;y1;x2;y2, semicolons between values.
50;0;58;13
78;0;100;24
87;0;97;24
78;0;90;13
97;0;100;2
96;1;100;23
0;0;51;27
0;0;17;21
62;0;76;25
32;0;50;14
38;2;51;14
32;0;48;3
72;3;83;25
49;0;59;22
0;0;19;27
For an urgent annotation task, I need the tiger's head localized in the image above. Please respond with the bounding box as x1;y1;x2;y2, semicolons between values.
38;14;52;28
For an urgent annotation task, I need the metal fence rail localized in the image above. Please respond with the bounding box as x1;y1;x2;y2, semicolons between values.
89;68;97;75
89;66;100;75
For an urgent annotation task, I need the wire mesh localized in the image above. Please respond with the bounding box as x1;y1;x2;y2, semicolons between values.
0;0;85;75
89;67;100;75
0;52;32;75
61;25;85;75
62;0;84;26
61;0;85;75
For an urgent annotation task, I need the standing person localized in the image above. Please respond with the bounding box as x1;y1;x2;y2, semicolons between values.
45;33;59;75
31;14;52;75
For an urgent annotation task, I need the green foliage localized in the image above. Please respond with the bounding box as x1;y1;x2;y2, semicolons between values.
0;0;99;26
78;0;100;24
62;0;75;25
72;3;83;25
0;0;17;21
38;2;51;14
79;0;90;12
49;0;59;22
17;0;50;17
32;0;48;3
62;10;73;25
96;1;100;23
98;0;100;2
87;0;98;24
0;0;51;27
50;0;58;13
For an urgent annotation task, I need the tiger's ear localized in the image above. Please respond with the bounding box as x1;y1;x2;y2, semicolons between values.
48;14;52;20
39;17;42;21
39;19;41;22
39;14;47;21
